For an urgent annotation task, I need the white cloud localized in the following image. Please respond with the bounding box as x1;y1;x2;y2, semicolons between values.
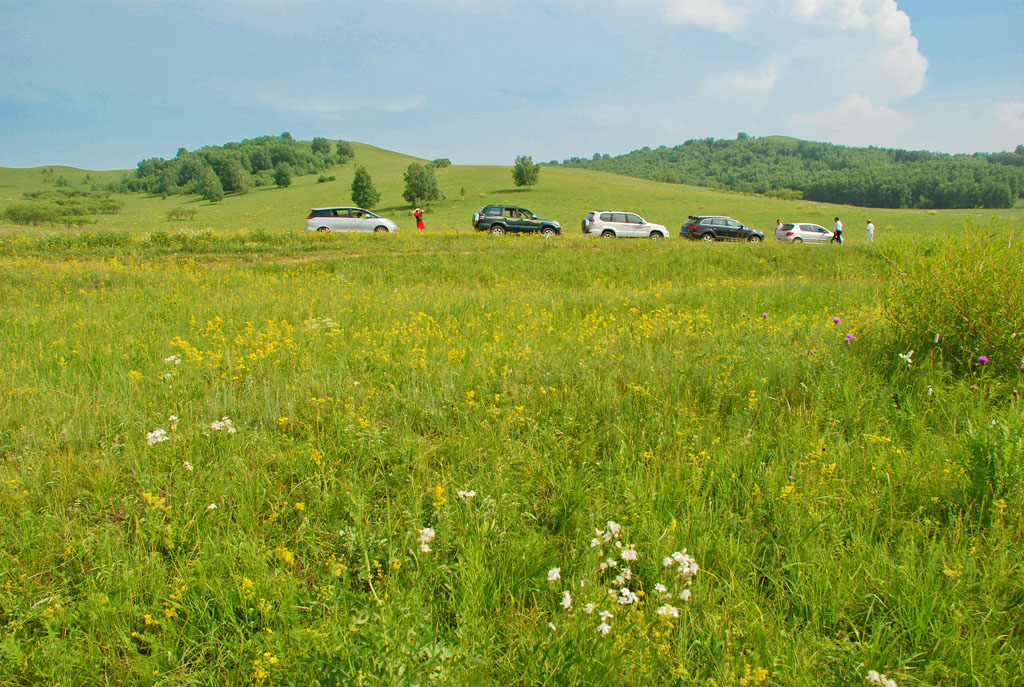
706;66;778;97
791;93;901;126
633;0;750;32
993;100;1024;136
247;88;425;116
786;93;907;146
786;0;927;99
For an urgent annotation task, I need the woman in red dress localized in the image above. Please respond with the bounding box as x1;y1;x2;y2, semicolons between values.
413;207;425;230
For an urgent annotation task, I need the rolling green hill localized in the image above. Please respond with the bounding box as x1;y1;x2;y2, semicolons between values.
2;141;1022;237
560;135;1024;209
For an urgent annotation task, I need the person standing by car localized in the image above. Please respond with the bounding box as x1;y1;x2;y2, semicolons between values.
833;217;843;245
413;207;425;231
865;219;875;243
775;219;783;235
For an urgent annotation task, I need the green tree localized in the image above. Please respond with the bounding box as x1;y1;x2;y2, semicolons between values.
273;162;293;188
350;165;380;209
512;155;540;189
196;167;224;202
336;140;355;162
402;163;441;205
311;137;331;155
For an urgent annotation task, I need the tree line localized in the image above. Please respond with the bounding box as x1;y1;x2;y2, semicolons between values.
115;133;355;201
558;136;1024;209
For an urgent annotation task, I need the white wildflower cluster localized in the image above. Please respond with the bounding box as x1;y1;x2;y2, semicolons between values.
898;350;914;367
866;670;898;687
146;428;169;446
210;416;236;433
548;519;702;638
596;610;614;636
182;461;193;472
656;604;680;618
164;354;181;365
304;316;339;333
146;414;181;446
418;527;435;553
663;550;700;578
457;490;477;500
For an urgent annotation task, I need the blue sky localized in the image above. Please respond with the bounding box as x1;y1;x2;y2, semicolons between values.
1;0;1021;169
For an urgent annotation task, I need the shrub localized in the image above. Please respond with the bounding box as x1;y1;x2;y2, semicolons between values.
2;202;60;225
317;175;335;184
166;208;197;221
883;221;1024;374
62;215;92;228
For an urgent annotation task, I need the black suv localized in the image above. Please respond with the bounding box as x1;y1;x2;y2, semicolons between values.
473;205;562;236
681;216;763;243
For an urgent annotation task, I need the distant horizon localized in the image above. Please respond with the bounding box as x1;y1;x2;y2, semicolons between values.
3;132;1021;173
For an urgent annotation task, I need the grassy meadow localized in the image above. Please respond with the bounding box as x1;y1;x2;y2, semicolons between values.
1;145;1023;686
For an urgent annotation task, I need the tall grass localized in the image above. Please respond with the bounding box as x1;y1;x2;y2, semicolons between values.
1;232;1022;685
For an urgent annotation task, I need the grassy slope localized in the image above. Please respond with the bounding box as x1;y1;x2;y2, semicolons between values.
2;142;1022;236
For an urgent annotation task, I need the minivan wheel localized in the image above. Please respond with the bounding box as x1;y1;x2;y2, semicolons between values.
601;229;615;238
374;226;388;233
490;225;505;236
649;231;663;240
701;233;715;242
541;227;556;238
316;226;329;233
793;237;803;244
748;235;762;243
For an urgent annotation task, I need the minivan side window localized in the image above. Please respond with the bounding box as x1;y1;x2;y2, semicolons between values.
600;213;613;222
625;214;642;224
485;206;501;216
611;212;627;223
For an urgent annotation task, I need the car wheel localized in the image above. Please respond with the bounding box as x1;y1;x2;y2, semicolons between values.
701;233;715;242
649;231;663;240
793;237;803;244
748;235;762;243
316;226;330;233
490;225;505;236
373;225;388;233
541;227;556;238
601;229;615;238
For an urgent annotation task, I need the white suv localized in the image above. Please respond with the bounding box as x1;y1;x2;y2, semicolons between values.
582;211;669;239
306;207;398;233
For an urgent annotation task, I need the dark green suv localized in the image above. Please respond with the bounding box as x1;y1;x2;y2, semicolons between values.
472;205;562;236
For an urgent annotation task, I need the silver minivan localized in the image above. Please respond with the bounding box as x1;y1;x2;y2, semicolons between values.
582;211;669;239
306;207;398;233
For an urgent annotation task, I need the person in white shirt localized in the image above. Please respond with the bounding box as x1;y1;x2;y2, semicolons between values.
833;217;843;244
865;220;875;243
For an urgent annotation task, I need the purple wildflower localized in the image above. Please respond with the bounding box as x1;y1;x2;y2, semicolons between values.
762;313;768;319
832;317;841;324
977;356;989;365
844;333;855;342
